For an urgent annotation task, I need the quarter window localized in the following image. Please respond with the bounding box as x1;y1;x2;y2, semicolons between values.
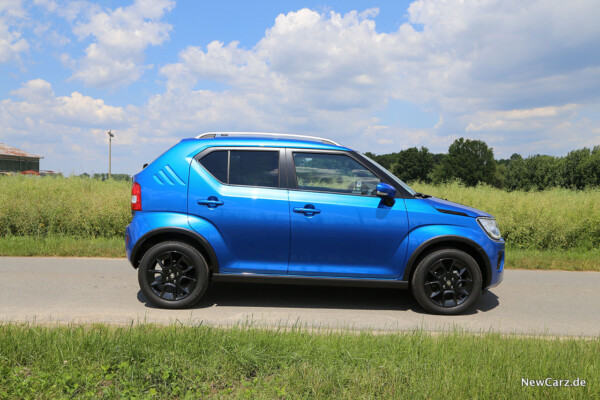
293;152;381;195
199;150;227;183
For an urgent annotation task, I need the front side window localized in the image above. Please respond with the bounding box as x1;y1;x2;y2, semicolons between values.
199;149;279;188
293;152;381;195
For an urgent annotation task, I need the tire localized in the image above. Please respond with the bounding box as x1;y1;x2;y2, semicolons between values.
411;248;482;315
138;241;209;309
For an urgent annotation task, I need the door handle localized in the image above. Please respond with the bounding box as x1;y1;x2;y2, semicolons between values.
198;196;224;208
293;205;321;215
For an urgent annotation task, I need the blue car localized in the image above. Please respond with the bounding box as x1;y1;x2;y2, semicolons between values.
126;132;504;314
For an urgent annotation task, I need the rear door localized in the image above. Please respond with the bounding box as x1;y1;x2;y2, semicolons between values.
188;147;290;274
287;149;409;278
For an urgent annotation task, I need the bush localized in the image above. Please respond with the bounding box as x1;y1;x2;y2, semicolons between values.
0;175;130;238
410;181;600;250
1;175;599;250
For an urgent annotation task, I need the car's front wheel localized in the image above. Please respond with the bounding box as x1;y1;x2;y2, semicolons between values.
411;248;482;315
138;241;209;309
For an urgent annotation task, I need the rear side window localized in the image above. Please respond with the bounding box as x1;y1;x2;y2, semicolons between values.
230;151;279;187
199;149;279;188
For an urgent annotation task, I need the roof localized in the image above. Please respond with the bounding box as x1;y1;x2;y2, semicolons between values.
195;132;342;146
0;143;43;159
183;136;348;151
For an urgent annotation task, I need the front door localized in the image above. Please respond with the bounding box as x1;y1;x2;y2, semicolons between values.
188;148;289;274
287;150;409;278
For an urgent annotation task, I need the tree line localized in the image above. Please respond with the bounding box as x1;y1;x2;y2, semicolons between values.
365;138;600;191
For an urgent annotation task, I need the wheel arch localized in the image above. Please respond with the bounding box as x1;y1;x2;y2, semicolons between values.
131;227;220;273
402;235;491;288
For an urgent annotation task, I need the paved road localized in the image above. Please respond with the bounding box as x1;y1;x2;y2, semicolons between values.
1;257;598;337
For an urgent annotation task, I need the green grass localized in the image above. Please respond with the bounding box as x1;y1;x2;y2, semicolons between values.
1;236;598;271
2;175;600;250
1;176;600;269
410;181;600;250
0;175;130;238
0;324;597;399
507;247;600;271
0;235;124;258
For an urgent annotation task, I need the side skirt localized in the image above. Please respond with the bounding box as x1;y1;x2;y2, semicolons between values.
212;273;408;289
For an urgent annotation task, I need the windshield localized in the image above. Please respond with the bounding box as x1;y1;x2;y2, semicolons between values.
359;152;417;196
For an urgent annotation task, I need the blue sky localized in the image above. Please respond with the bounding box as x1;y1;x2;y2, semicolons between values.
1;0;599;175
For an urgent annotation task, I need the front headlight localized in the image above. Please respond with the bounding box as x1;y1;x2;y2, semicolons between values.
477;217;501;240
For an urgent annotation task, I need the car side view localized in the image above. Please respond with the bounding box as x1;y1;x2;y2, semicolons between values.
125;132;504;315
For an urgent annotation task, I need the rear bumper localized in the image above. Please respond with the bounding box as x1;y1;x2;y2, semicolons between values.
125;211;151;267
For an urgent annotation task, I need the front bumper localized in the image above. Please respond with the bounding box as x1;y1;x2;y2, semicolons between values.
485;240;505;289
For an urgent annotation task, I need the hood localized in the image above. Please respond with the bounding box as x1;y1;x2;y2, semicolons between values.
422;197;493;218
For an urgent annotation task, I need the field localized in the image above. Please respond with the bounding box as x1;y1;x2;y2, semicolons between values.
0;176;599;270
0;323;597;399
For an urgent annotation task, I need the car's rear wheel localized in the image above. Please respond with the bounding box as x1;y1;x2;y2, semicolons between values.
138;241;209;309
411;248;482;315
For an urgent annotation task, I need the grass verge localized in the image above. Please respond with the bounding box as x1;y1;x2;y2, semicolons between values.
507;247;600;272
0;324;597;399
1;235;599;271
0;236;124;258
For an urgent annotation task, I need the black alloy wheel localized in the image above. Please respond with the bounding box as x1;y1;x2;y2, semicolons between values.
138;241;209;309
411;249;482;315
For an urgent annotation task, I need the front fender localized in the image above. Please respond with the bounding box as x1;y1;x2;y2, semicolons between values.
399;224;494;285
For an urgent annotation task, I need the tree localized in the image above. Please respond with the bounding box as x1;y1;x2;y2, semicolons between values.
504;153;527;191
436;138;496;186
560;147;600;189
524;155;561;190
392;146;434;183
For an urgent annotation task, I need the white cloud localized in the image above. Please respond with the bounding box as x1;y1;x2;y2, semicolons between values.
5;79;128;127
0;79;142;173
67;0;174;88
156;2;600;156
465;104;580;132
4;2;600;174
0;0;28;63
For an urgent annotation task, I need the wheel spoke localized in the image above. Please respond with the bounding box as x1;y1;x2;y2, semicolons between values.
161;283;176;300
146;250;201;302
431;260;446;275
148;269;164;275
174;280;180;300
449;259;456;271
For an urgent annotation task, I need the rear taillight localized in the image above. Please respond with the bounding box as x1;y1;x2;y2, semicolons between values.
131;182;142;211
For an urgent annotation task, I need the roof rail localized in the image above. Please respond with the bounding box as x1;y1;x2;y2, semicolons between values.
195;132;341;146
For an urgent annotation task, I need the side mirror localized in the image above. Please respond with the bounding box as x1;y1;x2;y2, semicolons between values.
376;183;396;198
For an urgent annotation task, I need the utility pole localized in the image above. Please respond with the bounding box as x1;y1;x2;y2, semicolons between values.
107;130;114;179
